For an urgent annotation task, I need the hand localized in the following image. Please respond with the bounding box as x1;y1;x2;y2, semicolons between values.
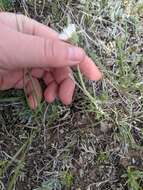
0;12;102;109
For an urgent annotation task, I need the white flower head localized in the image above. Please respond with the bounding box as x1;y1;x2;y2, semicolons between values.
59;24;76;41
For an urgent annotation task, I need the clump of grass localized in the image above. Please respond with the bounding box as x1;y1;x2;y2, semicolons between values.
60;170;73;189
34;171;73;190
34;179;62;190
96;151;107;164
0;160;8;177
123;167;143;190
0;130;36;190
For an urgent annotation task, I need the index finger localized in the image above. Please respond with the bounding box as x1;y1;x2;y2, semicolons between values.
79;55;102;80
0;12;102;81
0;12;58;39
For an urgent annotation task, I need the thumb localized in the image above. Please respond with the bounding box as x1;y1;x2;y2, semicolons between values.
0;24;85;70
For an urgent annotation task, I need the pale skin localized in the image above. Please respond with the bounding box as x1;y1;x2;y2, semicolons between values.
0;12;102;109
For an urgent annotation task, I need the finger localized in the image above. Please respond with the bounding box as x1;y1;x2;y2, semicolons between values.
52;67;75;105
27;95;39;110
43;71;54;85
0;12;58;39
44;81;58;103
0;70;23;90
14;74;31;89
18;13;102;81
15;78;28;89
51;67;75;105
80;56;102;81
17;13;102;81
0;24;84;69
0;68;8;76
31;68;44;78
14;69;44;89
0;13;102;81
58;78;75;105
25;78;42;96
51;67;72;84
25;78;42;109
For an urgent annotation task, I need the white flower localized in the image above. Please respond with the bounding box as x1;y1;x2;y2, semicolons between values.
59;24;76;41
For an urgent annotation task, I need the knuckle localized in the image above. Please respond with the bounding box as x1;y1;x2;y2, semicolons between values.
42;39;69;66
43;38;56;62
48;39;56;58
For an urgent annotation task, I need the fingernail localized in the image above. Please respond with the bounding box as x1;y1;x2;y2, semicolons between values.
68;47;84;64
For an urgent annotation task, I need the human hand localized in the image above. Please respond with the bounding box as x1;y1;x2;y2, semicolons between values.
0;12;102;109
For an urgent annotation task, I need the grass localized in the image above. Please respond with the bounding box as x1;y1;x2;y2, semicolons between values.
0;0;143;189
123;167;143;190
0;0;11;10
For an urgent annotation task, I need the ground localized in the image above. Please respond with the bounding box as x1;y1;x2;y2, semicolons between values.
0;0;143;190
